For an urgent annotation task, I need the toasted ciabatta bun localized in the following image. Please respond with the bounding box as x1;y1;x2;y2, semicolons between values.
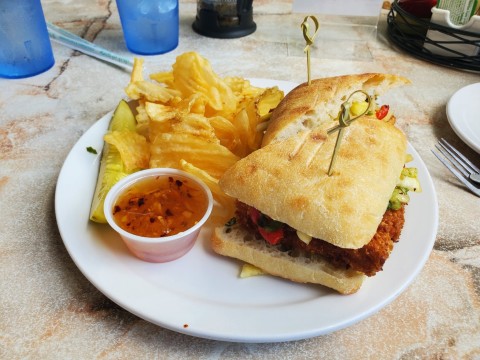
212;224;366;294
219;117;407;249
262;73;410;146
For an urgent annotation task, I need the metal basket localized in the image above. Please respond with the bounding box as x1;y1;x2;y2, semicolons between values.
387;0;480;72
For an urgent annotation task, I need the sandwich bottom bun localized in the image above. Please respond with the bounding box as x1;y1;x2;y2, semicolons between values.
212;224;366;295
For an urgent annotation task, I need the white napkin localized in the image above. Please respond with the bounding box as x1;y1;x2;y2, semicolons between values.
292;0;384;17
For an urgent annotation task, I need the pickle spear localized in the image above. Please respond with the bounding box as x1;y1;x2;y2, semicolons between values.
89;100;136;223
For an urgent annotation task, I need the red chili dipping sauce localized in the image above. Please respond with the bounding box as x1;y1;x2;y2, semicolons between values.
112;175;208;238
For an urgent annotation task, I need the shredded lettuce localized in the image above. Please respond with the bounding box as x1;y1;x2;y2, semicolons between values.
389;166;421;210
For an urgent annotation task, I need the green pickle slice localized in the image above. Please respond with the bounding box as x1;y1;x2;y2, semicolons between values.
89;100;136;223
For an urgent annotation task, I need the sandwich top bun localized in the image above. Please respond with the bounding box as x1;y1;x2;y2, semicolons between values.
219;117;407;249
262;73;410;147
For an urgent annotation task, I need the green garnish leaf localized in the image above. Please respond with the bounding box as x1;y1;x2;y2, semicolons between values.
86;146;98;154
258;214;283;232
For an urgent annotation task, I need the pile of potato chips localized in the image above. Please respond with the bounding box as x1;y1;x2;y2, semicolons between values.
105;52;284;217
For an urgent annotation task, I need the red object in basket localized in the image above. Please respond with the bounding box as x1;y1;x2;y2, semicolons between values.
398;0;438;18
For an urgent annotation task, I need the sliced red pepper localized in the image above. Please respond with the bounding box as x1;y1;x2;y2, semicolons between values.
249;207;284;245
376;105;389;120
258;227;284;245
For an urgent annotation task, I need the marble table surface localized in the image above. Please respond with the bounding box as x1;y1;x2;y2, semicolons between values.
1;1;479;358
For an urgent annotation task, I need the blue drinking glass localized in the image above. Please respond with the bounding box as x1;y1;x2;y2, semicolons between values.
116;0;179;55
0;0;55;79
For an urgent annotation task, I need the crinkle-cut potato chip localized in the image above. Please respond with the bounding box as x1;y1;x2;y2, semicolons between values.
171;113;217;140
224;77;264;100
134;101;150;137
257;87;285;118
104;130;149;172
150;132;239;179
146;104;217;142
149;71;174;86
130;58;145;83
145;102;178;128
231;108;251;158
170;52;238;117
179;159;234;209
176;93;207;115
126;81;180;103
208;116;240;151
108;51;285;219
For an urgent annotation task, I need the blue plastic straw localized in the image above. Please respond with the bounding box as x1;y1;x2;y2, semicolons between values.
47;22;134;71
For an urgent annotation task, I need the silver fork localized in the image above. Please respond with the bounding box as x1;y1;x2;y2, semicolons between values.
432;138;480;197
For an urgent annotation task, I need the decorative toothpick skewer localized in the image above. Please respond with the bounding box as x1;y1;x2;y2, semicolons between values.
326;90;372;175
301;16;319;85
300;17;369;176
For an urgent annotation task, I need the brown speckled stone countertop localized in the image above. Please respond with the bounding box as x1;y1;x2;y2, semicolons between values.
1;1;479;358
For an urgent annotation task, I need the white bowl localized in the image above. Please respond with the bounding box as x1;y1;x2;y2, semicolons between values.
104;168;213;262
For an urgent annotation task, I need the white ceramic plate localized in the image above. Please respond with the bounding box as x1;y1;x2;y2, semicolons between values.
55;79;438;343
447;82;480;154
